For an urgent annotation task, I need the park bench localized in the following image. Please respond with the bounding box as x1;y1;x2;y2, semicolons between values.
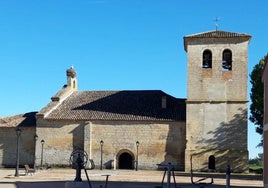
24;164;35;176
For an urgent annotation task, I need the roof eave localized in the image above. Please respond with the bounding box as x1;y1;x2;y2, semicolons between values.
184;31;251;52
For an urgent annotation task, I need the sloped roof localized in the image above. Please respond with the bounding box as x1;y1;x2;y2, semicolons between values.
45;90;186;121
0;112;37;128
184;30;251;51
184;30;251;38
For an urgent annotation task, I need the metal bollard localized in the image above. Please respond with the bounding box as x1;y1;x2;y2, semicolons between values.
157;163;177;188
167;163;172;188
226;165;231;188
74;153;83;182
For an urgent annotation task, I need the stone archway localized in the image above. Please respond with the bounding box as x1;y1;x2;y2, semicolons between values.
116;150;135;169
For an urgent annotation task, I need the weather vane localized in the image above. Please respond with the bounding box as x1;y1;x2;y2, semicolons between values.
214;17;220;31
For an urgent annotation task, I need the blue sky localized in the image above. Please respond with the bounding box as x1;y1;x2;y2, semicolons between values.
0;0;266;159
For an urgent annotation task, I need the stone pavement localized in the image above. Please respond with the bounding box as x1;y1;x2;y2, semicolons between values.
0;168;263;188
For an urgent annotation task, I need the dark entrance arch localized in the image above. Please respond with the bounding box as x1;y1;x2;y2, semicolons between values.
118;152;133;169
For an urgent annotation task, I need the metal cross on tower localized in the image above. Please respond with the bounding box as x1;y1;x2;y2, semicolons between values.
214;17;220;30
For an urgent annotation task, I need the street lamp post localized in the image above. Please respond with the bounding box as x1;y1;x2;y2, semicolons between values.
100;140;104;170
34;135;38;168
15;127;22;177
41;139;45;168
136;141;140;171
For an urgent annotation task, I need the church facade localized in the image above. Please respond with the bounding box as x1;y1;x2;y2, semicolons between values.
35;71;187;170
0;30;251;172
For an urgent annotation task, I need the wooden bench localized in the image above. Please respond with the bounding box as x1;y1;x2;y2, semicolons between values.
24;164;35;176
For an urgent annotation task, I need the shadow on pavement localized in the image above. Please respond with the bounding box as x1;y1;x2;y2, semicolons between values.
0;180;263;188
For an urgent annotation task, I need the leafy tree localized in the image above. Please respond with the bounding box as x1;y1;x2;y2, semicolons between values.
249;56;265;145
249;153;263;166
249;153;263;174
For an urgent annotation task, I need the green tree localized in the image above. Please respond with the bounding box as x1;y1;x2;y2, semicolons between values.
249;56;265;144
249;153;263;166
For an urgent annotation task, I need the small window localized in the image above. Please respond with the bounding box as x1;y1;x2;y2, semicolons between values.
73;80;76;89
208;155;215;170
222;49;232;71
203;50;212;68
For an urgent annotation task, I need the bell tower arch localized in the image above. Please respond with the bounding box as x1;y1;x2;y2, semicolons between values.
184;30;251;172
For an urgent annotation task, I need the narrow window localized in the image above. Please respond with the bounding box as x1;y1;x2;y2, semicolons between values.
203;50;212;68
73;80;76;89
208;155;215;170
222;49;232;71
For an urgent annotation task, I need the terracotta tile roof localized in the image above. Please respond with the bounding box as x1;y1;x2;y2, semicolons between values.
184;30;251;38
45;90;186;121
0;112;37;127
184;30;251;51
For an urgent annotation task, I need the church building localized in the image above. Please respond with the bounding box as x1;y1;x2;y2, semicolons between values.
0;30;251;173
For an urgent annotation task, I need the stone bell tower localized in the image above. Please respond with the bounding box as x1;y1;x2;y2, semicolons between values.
184;30;251;172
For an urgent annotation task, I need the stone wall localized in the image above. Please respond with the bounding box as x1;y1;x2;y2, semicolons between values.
36;118;186;170
85;121;186;170
187;41;249;101
0;127;36;167
35;119;85;167
185;102;248;172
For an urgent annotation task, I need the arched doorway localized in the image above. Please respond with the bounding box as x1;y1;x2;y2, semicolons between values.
118;152;134;169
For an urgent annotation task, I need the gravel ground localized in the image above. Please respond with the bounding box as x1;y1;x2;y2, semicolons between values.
0;168;263;188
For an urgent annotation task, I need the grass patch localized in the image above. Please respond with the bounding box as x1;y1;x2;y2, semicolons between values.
249;165;263;174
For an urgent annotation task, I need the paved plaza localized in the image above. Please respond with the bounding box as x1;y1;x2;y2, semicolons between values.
0;168;263;188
